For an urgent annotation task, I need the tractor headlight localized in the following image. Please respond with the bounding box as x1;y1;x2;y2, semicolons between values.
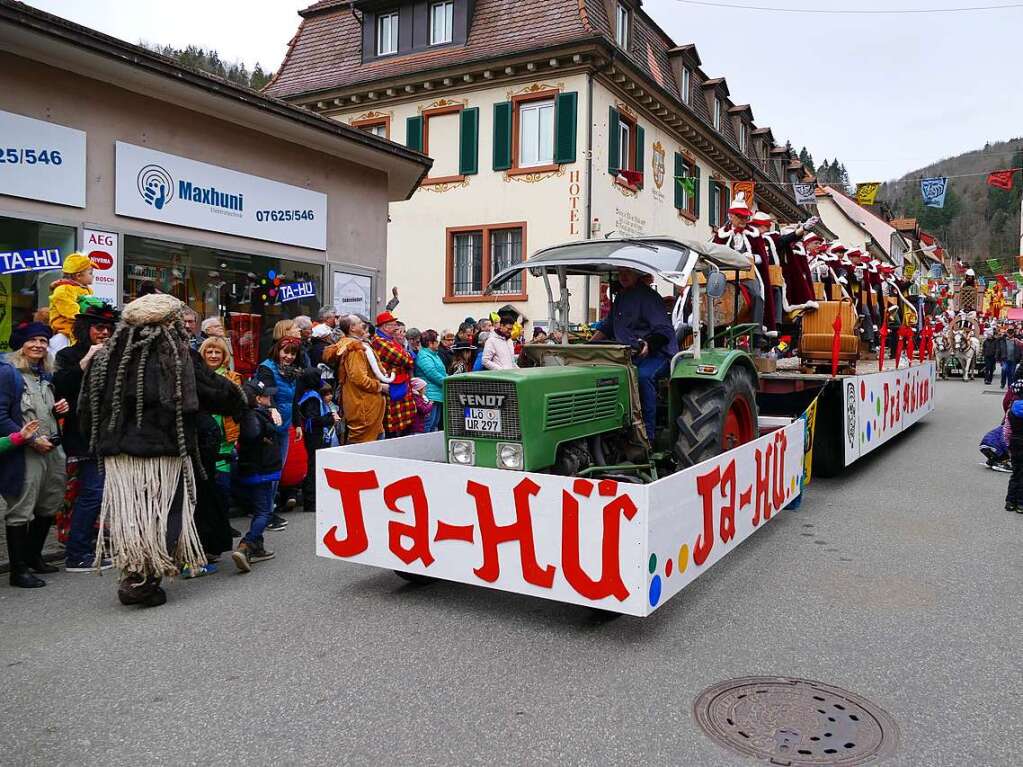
496;442;524;470
448;439;475;465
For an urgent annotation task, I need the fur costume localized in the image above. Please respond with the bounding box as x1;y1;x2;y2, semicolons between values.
713;223;776;333
80;294;205;583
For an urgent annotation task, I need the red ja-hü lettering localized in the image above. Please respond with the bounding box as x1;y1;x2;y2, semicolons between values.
718;461;737;545
466;479;556;587
751;444;774;527
322;469;378;558
560;479;638;601
694;466;721;566
384;476;435;567
771;430;788;510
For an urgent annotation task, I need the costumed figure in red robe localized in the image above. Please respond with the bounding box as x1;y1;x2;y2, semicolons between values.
711;192;775;339
749;211;820;320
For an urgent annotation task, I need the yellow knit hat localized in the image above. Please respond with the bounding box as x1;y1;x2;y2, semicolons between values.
62;252;95;275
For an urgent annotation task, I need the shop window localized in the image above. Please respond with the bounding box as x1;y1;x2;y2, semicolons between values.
377;11;399;56
0;215;76;351
430;1;453;45
123;235;323;375
446;223;526;302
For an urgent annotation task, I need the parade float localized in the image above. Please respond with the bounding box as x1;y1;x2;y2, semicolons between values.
316;237;936;617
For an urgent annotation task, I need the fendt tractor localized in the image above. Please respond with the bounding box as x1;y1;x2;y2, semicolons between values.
442;237;760;482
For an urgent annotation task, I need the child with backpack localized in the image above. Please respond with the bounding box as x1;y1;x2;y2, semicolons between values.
296;368;340;514
232;379;283;572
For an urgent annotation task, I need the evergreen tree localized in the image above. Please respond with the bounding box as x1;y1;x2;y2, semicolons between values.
799;147;814;171
141;41;274;90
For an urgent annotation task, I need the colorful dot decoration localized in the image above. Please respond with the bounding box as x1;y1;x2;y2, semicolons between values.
648;575;662;607
665;559;673;577
648;553;657;574
677;544;689;575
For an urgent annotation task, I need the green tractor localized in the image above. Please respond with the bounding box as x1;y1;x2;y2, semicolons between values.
444;237;761;481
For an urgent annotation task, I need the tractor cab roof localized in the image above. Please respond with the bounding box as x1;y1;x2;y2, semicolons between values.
487;236;752;293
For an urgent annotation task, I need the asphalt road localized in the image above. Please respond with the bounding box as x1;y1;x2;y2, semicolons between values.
2;380;1020;766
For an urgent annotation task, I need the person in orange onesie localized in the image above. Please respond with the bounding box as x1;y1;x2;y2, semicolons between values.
325;315;387;444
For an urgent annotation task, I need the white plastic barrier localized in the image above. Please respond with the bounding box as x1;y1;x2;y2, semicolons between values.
316;420;805;617
842;361;936;467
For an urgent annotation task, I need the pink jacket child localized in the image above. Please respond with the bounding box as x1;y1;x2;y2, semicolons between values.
410;378;435;434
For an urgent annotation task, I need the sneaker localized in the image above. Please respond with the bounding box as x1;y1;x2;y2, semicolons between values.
180;563;218;579
992;462;1012;473
232;544;252;574
266;515;288;532
65;558;114;573
1006;502;1017;512
285;496;298;511
248;545;275;564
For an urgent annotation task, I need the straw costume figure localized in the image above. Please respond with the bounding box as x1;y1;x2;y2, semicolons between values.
80;293;237;607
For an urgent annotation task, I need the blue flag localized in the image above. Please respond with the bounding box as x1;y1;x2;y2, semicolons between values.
920;176;948;208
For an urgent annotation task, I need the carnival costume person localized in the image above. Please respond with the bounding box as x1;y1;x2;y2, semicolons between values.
371;311;416;437
48;252;97;351
960;269;979;314
711;192;773;337
749;212;820;318
80;293;243;607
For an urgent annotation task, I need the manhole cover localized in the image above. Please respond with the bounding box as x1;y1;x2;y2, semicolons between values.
693;676;899;766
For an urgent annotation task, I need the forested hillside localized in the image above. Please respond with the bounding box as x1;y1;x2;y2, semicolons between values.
880;139;1023;268
140;42;274;91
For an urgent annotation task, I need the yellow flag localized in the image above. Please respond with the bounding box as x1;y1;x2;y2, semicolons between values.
0;276;10;353
856;182;881;206
801;394;819;487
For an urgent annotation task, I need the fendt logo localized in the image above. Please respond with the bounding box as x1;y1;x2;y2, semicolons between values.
458;394;507;408
137;164;175;210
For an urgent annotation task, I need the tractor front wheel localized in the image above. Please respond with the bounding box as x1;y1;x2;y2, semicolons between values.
674;367;759;470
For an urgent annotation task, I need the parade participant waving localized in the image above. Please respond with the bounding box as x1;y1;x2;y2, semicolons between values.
750;212;819;318
372;311;416;438
711;192;773;338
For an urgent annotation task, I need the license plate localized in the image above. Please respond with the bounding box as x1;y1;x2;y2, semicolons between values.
464;407;502;433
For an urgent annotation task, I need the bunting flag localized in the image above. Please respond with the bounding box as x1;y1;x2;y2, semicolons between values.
793;183;816;206
919;177;948;208
987;170;1016;191
855;182;881;206
675;175;695;197
732;181;755;210
987;258;1002;273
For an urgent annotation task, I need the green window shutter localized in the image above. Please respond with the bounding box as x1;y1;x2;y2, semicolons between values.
493;102;513;171
405;115;423;152
608;106;620;176
553;91;578;165
694;164;702;217
709;180;718;227
635;125;645;188
674;152;684;210
459;107;479;176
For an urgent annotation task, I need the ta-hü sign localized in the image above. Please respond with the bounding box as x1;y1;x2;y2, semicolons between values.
0;248;62;275
114;142;327;250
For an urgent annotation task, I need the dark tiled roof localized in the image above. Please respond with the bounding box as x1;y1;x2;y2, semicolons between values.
266;0;595;98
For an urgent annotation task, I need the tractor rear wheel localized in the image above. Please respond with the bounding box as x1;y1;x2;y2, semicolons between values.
674;367;759;470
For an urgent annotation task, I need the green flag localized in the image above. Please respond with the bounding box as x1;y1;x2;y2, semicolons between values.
987;258;1001;273
675;175;695;197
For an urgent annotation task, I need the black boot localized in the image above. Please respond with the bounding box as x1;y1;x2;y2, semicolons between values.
26;517;59;573
6;526;46;588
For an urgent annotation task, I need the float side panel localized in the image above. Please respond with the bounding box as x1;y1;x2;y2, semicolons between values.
842;362;936;467
645;420;805;614
315;440;651;616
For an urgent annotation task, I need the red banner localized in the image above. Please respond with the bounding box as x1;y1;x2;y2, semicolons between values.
987;170;1016;191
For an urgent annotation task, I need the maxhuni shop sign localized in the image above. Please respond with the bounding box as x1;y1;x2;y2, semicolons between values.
114;142;328;251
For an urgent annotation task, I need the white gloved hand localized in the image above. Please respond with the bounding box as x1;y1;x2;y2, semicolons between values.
802;216;820;230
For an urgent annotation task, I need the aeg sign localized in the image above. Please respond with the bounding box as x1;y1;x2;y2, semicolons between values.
82;228;119;306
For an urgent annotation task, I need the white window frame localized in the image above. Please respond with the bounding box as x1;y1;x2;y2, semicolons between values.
367;123;388;138
739;122;748;153
713;98;722;130
615;2;630;49
517;99;555;168
619;120;631;172
681;67;691;104
429;1;453;46
377;11;399;56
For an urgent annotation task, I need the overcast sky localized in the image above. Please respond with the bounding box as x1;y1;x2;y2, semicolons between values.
23;0;1023;183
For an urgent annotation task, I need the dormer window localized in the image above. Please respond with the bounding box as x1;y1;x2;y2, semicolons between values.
713;98;722;130
738;122;748;153
377;11;399;56
680;67;691;104
616;2;630;49
430;1;453;46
